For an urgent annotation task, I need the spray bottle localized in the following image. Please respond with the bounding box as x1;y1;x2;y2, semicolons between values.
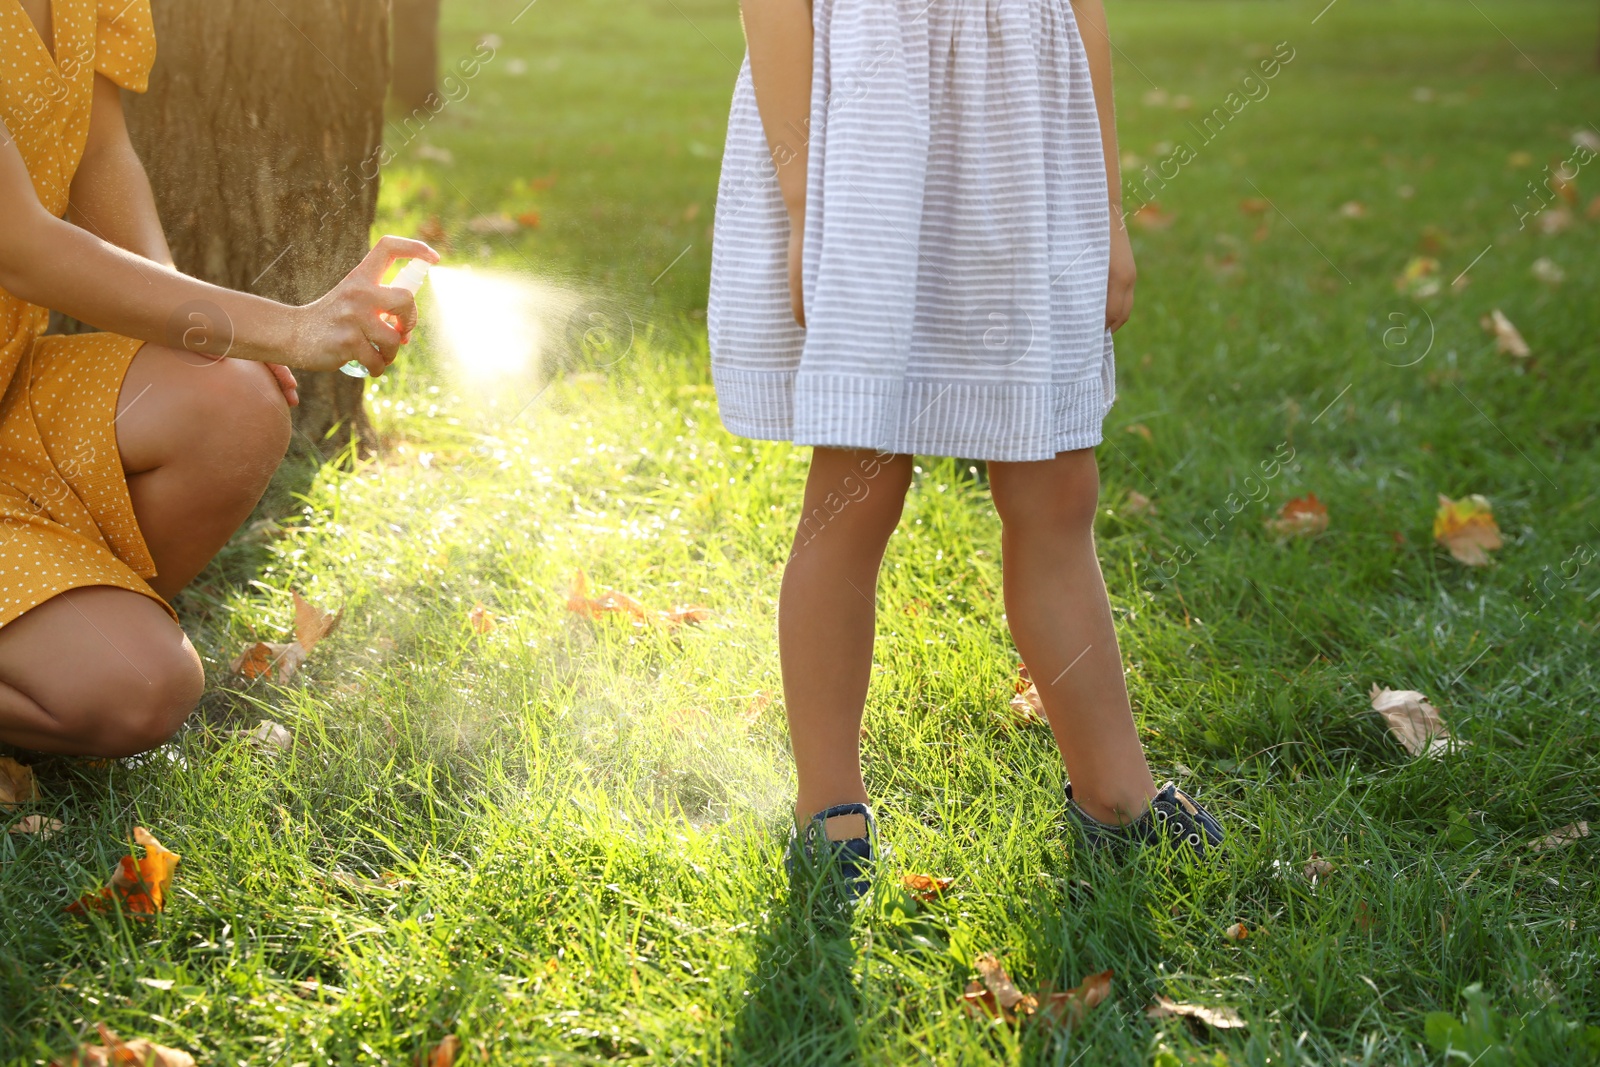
341;258;432;378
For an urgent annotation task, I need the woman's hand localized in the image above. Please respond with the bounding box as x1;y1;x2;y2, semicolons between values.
1106;205;1136;333
283;236;440;376
265;364;299;407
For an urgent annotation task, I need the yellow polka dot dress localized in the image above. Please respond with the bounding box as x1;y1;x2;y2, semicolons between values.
0;0;174;626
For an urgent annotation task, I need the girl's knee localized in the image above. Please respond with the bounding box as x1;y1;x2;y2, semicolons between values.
991;454;1101;533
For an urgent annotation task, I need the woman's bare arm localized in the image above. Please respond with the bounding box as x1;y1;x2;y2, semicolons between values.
739;0;813;324
0;116;435;376
68;76;175;268
1070;0;1137;332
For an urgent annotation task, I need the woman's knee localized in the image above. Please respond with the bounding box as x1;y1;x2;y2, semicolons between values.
204;358;293;459
56;636;203;757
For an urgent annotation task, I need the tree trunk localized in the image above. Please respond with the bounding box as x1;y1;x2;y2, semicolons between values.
125;0;391;460
391;0;441;112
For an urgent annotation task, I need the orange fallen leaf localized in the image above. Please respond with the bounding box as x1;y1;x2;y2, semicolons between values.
1480;309;1530;359
1265;494;1329;539
417;216;448;244
230;640;307;683
739;690;774;726
1008;683;1048;726
468;602;497;634
1238;197;1271;215
1147;995;1246;1030
1038;969;1114;1030
1124;422;1154;443
1370;684;1459;758
1223;922;1249;941
516;211;541;229
51;1024;194;1067
1433;494;1502;566
67;828;181;916
1353;899;1377;933
10;814;63;838
1528;821;1589;853
902;873;955;902
421;1035;461;1067
0;755;39;810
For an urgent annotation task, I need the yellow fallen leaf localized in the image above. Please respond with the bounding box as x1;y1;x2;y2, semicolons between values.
1395;256;1440;297
1370;684;1459;757
1147;995;1247;1030
1528;821;1589;853
67;828;181;916
1480;309;1530;359
51;1025;194;1067
1433;494;1502;566
0;755;39;810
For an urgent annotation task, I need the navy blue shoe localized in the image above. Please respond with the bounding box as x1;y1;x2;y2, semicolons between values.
786;802;879;903
1065;781;1225;859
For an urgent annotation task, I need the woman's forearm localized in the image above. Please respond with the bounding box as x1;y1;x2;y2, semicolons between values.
0;205;293;363
740;0;813;220
1071;0;1123;211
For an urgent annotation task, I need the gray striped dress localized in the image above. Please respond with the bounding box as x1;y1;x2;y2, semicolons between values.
708;0;1115;463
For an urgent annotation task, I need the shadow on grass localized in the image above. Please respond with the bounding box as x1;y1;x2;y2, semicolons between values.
729;872;864;1066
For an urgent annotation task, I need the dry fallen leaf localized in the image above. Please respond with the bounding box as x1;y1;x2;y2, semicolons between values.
1536;208;1572;235
234;720;292;755
10;815;64;838
468;602;497;634
1530;258;1565;285
1223;922;1250;942
1037;969;1114;1030
1395;256;1440;297
51;1025;194;1067
1338;201;1367;218
1265;494;1329;539
1370;684;1459;758
231;591;339;683
1238;197;1270;215
466;212;519;236
417;216;448;244
1124;422;1154;443
1303;852;1335;881
421;1035;461;1067
0;755;39;810
1124;490;1157;516
1528;821;1590;853
1433;494;1503;567
1480;309;1530;359
1131;203;1175;230
739;690;773;726
902;873;955;902
67;828;181;916
965;954;1038;1022
566;570;710;629
1147;995;1247;1031
1007;680;1048;726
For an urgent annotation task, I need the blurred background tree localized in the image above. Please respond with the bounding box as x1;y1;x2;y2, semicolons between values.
392;0;442;110
126;0;393;459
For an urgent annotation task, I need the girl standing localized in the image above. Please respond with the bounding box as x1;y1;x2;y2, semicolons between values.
710;0;1223;895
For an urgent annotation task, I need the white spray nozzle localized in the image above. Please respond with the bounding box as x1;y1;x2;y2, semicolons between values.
391;259;432;294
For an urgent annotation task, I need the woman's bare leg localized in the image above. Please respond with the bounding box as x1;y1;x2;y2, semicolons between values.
988;449;1157;825
116;347;292;599
0;587;202;755
0;347;290;755
780;449;913;838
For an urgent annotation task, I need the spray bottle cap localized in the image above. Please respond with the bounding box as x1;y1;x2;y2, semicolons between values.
391;259;432;294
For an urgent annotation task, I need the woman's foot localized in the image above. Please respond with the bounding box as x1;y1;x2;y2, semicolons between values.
1065;780;1225;859
786;802;879;903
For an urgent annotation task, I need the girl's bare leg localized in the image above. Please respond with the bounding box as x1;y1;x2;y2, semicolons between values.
780;448;913;838
988;449;1157;825
0;345;290;755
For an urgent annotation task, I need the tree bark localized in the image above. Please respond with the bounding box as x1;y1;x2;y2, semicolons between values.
391;0;441;112
126;0;391;460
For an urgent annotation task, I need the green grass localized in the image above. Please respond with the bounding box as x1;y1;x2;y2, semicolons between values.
4;1;1599;1063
